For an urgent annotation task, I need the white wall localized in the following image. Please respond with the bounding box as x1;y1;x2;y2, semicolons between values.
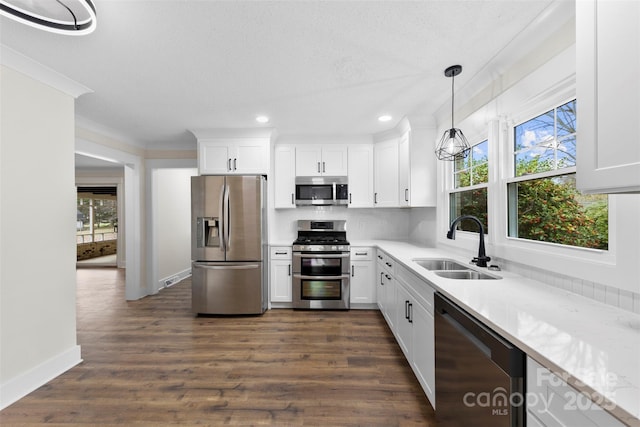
0;65;81;408
154;168;197;286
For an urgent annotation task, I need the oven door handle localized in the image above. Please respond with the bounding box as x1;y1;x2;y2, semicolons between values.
293;274;350;280
293;253;350;258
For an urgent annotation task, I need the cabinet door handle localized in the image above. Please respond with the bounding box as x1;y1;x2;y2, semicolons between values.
322;162;326;173
405;188;409;202
228;158;232;171
355;252;367;256
317;162;321;173
380;272;384;285
288;264;291;276
374;193;378;204
275;251;287;255
405;300;409;320
408;303;413;323
233;158;237;170
385;262;392;267
349;193;352;204
351;265;354;277
385;274;391;280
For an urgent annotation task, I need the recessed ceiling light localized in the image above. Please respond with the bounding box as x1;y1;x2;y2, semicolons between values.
378;115;392;122
256;115;269;124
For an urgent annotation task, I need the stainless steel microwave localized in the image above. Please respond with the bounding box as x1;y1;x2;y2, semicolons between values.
295;176;348;206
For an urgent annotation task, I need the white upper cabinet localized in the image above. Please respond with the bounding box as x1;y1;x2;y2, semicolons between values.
398;132;410;207
197;137;269;175
274;145;296;208
347;144;374;208
295;145;348;176
400;127;436;207
374;138;399;207
576;0;640;193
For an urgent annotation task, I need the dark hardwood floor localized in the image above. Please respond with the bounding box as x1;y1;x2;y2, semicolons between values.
0;268;436;426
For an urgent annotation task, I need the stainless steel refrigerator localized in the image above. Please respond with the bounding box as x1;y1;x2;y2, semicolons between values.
191;175;267;315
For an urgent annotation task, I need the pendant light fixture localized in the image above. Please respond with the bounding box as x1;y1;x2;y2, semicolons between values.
0;0;96;35
435;65;470;161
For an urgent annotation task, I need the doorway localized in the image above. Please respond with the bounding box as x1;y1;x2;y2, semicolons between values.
76;186;118;267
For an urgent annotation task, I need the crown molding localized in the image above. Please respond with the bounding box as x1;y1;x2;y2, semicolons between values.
0;44;92;98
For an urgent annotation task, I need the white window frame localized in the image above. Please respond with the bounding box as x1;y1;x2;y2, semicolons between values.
448;138;490;233
495;91;615;268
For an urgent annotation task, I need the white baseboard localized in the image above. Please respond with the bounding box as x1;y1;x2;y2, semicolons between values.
159;268;191;289
0;345;82;410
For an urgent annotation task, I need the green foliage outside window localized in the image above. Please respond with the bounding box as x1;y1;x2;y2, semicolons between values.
509;174;608;250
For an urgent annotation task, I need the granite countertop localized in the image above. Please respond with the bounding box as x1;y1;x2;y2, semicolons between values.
366;240;640;427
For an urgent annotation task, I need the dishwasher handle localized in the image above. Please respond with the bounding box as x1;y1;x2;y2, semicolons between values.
435;293;524;377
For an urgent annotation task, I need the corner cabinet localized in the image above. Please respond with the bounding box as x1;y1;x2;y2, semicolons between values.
576;0;640;193
198;138;269;175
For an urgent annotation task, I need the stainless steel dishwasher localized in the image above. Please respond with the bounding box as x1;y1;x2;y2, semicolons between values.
435;293;525;427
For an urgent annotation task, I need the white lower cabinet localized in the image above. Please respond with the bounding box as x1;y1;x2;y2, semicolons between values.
269;247;292;303
376;249;435;408
395;268;435;407
526;357;624;427
349;247;376;306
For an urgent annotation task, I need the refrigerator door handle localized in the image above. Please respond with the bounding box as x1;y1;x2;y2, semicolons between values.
224;184;230;250
219;183;226;252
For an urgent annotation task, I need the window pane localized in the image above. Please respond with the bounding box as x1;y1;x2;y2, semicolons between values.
514;100;577;177
507;174;608;249
454;153;469;172
557;135;576;168
514;109;554;151
557;99;576;138
471;140;489;185
472;140;488;164
454;170;471;188
449;188;488;234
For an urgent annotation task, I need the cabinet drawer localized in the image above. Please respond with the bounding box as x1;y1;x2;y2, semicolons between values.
376;249;395;274
350;247;373;260
270;247;292;259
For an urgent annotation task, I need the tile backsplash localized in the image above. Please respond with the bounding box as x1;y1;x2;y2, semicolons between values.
494;257;640;315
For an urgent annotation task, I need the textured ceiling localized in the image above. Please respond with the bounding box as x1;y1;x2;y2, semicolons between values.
1;0;571;150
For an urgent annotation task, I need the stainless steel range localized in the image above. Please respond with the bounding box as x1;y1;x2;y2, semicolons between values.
292;220;350;310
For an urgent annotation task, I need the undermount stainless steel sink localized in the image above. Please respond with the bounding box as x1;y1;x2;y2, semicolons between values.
412;258;471;271
434;270;500;280
412;258;501;280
